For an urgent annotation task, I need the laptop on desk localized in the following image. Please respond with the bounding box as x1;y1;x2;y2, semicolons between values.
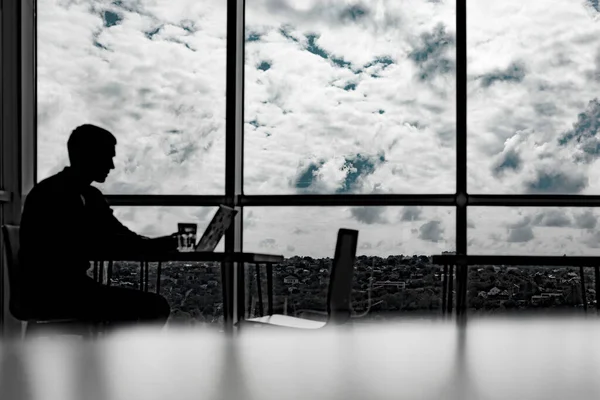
193;205;238;252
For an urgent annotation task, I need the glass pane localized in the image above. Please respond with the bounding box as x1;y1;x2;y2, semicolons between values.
37;0;226;194
469;207;600;255
244;1;456;194
468;1;600;194
108;206;224;328
244;207;455;321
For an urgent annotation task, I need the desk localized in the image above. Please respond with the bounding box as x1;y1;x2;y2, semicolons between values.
2;317;600;400
89;251;284;332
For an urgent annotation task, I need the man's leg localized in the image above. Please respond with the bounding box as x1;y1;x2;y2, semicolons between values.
91;284;172;330
30;278;171;331
51;278;173;331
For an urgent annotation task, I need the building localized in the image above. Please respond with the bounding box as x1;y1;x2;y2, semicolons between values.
498;290;510;300
531;295;545;305
284;275;299;285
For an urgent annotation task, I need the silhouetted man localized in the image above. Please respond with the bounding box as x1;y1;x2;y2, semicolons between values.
19;124;177;329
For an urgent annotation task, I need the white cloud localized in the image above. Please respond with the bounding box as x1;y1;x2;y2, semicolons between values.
37;0;600;257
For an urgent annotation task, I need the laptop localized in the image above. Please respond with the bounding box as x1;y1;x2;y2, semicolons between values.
194;205;238;252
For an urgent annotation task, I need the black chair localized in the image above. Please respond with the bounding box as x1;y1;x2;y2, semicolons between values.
1;224;98;338
242;228;359;329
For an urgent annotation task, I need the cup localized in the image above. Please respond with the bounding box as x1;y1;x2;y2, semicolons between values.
177;223;198;252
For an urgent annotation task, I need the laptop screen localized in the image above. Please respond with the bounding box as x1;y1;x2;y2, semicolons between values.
195;205;238;252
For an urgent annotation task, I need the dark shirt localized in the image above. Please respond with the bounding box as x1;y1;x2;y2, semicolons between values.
19;167;176;290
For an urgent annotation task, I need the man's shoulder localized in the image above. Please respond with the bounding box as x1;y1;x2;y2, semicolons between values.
28;171;68;198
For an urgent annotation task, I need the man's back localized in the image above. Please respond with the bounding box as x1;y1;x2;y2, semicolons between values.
20;167;147;290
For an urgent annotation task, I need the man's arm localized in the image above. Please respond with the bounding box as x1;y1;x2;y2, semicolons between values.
87;187;177;254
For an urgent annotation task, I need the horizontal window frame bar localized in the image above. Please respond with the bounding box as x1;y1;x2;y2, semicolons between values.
105;194;457;208
468;195;600;207
0;191;11;204
433;255;600;267
105;195;229;207
103;194;600;208
240;195;456;207
106;194;456;207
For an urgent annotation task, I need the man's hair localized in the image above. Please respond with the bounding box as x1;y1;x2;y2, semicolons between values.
67;124;117;164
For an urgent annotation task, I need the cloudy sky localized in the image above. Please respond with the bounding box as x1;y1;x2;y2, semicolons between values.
37;0;600;257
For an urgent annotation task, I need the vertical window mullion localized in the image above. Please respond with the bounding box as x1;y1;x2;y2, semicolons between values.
456;0;468;316
224;0;245;331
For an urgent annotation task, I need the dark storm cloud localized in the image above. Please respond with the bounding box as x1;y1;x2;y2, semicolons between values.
418;220;444;242
103;10;122;27
400;206;423;221
532;210;572;227
340;4;370;22
305;33;353;69
525;170;588;194
507;227;534;243
558;98;600;161
492;150;522;177
295;161;324;190
479;61;527;87
167;142;198;164
408;23;455;81
533;102;558;116
350;207;387;225
337;153;385;193
575;210;598;230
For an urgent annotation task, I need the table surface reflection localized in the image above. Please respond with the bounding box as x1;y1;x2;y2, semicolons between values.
2;316;600;400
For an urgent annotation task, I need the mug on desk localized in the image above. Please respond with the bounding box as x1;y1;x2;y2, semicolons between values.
177;223;198;252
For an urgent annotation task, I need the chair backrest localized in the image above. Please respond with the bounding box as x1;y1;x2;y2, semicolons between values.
326;229;358;325
1;225;26;320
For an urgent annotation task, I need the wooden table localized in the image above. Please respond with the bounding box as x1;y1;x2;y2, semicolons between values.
89;251;284;332
2;317;600;400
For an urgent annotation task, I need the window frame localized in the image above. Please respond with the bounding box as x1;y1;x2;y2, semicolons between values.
23;0;600;326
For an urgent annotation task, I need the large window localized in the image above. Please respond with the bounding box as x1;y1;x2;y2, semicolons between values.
29;0;600;324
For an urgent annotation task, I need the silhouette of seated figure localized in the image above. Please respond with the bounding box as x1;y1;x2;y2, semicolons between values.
19;124;177;329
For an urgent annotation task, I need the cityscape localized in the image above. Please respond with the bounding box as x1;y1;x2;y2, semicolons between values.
100;254;597;327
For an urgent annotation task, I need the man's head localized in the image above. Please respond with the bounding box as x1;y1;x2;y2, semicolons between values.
67;124;117;183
